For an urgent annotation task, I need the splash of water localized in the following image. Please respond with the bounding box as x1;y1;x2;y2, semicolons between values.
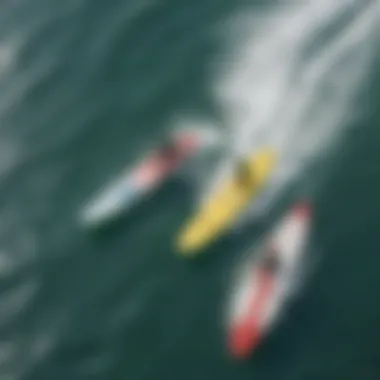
204;0;379;212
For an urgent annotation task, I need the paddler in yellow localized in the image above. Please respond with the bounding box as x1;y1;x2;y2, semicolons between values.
176;148;277;255
235;158;256;190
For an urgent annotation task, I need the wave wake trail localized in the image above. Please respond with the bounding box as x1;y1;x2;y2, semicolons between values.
203;0;379;211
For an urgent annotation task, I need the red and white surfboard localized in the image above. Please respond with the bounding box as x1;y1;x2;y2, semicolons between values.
227;201;312;359
80;127;220;227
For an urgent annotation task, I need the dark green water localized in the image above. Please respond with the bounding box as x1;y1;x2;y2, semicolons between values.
1;0;380;379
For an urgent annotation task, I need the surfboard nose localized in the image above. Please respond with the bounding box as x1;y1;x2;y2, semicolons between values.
229;320;262;359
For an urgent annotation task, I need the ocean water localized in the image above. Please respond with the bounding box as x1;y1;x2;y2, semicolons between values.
1;0;380;379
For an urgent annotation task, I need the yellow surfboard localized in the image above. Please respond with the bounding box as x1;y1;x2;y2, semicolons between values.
176;148;277;256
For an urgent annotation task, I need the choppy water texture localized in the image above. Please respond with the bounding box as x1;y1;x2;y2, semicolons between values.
1;0;380;379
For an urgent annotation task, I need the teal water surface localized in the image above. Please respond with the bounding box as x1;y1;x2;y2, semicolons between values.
1;0;380;379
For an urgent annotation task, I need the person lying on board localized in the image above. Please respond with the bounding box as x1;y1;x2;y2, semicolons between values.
260;246;280;273
159;138;179;160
